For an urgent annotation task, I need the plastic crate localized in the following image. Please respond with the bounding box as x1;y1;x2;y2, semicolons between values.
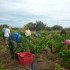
18;52;35;65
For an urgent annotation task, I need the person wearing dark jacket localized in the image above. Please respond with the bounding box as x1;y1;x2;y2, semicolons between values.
60;29;66;35
8;32;21;59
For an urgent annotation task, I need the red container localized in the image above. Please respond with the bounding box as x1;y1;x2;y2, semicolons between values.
18;52;35;65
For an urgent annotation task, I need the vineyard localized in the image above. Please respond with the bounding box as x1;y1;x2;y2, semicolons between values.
0;29;70;70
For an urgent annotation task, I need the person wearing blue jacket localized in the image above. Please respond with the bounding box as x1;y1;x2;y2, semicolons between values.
8;32;21;59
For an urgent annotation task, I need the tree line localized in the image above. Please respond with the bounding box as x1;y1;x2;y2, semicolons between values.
24;21;67;31
0;21;70;31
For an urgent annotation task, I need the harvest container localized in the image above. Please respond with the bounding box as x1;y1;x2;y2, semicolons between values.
18;52;35;65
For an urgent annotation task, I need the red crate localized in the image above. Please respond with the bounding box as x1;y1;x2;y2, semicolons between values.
18;52;35;65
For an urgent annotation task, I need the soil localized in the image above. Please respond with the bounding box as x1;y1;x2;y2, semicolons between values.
0;41;69;70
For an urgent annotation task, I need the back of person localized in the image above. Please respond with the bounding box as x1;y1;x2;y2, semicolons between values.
25;29;31;37
9;32;21;43
8;32;21;59
4;28;10;38
60;29;66;35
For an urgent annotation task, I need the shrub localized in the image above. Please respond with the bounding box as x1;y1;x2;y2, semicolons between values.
0;64;6;70
55;63;64;70
59;49;70;68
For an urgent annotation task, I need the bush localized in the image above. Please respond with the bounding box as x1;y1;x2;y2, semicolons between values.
0;64;6;70
55;63;64;70
59;49;70;68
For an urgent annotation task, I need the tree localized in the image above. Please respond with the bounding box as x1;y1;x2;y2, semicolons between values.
24;22;36;30
24;21;47;31
65;28;70;31
52;25;63;30
35;21;46;31
46;26;51;31
0;24;9;30
2;24;9;28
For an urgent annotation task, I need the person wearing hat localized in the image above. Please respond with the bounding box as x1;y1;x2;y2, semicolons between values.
64;40;70;50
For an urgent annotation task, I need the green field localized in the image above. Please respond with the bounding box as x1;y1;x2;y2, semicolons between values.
0;29;70;70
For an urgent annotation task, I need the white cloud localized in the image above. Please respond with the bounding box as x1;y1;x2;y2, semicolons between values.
0;0;70;27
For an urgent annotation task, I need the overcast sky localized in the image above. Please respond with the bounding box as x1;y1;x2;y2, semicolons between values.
0;0;70;28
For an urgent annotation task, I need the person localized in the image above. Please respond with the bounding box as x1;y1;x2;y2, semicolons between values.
60;29;66;35
2;27;6;40
64;40;70;50
35;32;41;37
25;29;31;41
2;26;10;44
8;32;22;59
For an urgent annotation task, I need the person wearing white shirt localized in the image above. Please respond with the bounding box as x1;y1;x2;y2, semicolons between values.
25;29;31;41
2;27;10;44
4;28;10;38
25;29;31;37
